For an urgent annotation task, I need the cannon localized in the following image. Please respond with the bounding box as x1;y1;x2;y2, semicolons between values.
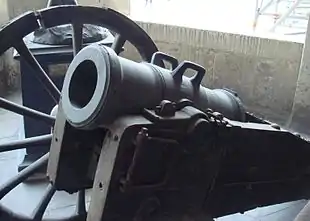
1;4;310;221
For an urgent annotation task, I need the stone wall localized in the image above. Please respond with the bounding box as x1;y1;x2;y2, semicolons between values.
0;0;8;22
0;0;19;96
288;19;310;135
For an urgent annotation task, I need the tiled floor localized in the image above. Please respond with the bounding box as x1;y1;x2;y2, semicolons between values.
0;92;308;220
0;92;92;219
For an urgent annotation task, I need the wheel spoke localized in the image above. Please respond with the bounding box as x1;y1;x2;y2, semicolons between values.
111;34;126;54
32;183;56;220
0;153;49;199
0;97;55;125
72;23;83;56
14;40;60;103
0;134;52;153
76;189;86;215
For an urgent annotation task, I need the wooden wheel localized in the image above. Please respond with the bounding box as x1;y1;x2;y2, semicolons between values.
0;5;158;220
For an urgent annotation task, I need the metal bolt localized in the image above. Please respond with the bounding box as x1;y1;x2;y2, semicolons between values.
155;100;176;117
134;127;149;146
206;108;213;113
140;127;148;135
222;120;228;125
139;128;149;139
213;112;224;120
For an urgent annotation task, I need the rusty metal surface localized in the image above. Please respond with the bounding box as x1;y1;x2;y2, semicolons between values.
87;116;152;221
47;103;104;192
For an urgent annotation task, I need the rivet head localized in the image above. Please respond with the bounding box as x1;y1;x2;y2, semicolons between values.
213;112;224;120
206;108;213;113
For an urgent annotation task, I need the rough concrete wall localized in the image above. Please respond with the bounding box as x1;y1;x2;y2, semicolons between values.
0;0;8;95
0;0;8;22
0;0;19;96
123;22;303;125
0;50;20;95
7;0;46;19
97;0;130;16
288;19;310;135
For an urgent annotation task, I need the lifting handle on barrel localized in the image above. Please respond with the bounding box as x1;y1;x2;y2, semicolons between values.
61;44;245;129
151;52;179;70
172;61;205;87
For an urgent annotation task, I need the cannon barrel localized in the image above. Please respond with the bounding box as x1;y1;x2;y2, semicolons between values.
61;44;245;129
